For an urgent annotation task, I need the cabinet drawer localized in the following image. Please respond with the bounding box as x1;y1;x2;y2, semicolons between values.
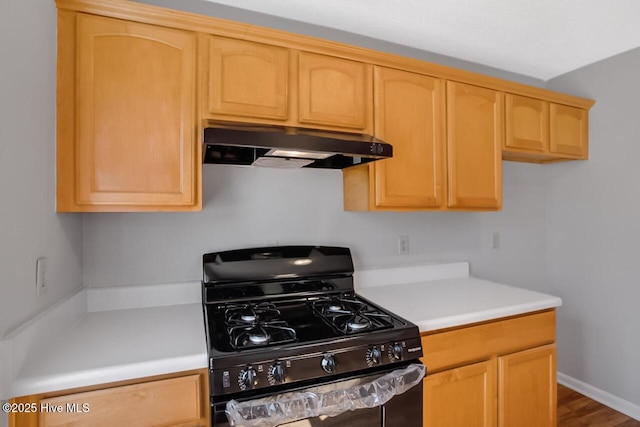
39;374;203;427
420;310;555;373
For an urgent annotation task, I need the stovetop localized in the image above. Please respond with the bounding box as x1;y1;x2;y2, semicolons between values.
206;292;406;354
202;245;423;398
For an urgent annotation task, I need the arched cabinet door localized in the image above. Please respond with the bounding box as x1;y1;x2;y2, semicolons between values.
204;36;289;120
550;103;588;158
372;67;445;209
59;13;198;211
505;93;549;152
298;52;373;132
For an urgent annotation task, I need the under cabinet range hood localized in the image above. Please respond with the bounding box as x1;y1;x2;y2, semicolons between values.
203;125;392;169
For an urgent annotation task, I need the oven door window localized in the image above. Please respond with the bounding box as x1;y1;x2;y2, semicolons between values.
277;407;380;426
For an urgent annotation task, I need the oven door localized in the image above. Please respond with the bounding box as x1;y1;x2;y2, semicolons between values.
216;363;424;427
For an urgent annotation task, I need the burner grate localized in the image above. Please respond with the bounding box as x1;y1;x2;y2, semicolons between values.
311;296;395;334
224;302;297;349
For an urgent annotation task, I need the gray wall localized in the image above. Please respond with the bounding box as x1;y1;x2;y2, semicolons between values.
0;0;83;338
546;47;640;406
83;163;547;293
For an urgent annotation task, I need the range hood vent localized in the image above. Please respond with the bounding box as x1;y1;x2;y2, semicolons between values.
203;125;392;169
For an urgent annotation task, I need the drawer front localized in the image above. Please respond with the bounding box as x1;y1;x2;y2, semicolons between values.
40;374;203;427
420;310;556;373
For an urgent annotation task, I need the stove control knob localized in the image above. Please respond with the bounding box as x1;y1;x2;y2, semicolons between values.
321;354;337;374
268;362;286;385
366;346;382;366
238;366;258;390
389;342;404;362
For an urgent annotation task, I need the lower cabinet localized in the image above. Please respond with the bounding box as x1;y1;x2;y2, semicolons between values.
498;345;556;427
421;310;557;427
9;369;209;427
423;360;496;427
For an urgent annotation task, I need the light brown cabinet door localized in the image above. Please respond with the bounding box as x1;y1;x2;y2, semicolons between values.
72;15;197;209
550;103;588;158
505;94;549;152
372;67;445;208
423;360;496;427
298;52;372;131
205;36;288;120
498;344;557;427
446;81;503;209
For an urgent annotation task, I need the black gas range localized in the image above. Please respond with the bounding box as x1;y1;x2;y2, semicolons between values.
202;246;425;427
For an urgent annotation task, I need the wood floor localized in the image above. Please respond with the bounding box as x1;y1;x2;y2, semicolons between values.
558;384;640;427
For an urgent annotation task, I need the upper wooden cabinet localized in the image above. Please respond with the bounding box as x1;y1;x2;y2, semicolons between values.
343;67;444;210
504;94;589;162
55;0;594;213
344;75;502;212
372;68;444;209
204;36;289;121
446;82;503;210
550;103;588;158
57;13;199;212
298;52;372;131
505;94;549;152
201;40;372;132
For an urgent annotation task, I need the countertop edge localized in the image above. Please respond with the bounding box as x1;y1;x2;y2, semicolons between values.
416;297;562;333
12;353;209;398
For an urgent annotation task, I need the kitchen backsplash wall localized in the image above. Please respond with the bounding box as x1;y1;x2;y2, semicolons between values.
82;162;548;293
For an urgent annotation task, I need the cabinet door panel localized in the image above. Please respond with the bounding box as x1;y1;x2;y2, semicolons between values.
447;82;502;209
75;15;196;208
550;103;588;157
206;37;288;120
373;67;445;208
298;52;371;130
423;360;496;427
498;344;557;427
505;94;549;152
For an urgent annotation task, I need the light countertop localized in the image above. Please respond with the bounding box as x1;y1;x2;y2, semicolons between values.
8;284;208;398
356;263;562;332
7;263;561;398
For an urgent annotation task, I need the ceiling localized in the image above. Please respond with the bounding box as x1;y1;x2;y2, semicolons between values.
202;0;640;81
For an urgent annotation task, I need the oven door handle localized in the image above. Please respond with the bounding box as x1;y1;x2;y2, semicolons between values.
225;364;426;427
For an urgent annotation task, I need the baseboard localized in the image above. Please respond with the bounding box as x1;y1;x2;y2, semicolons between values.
558;372;640;421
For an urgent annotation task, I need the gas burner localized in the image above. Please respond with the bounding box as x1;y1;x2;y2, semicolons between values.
223;302;298;349
228;321;297;349
248;331;268;345
225;302;281;325
347;316;372;331
311;296;395;334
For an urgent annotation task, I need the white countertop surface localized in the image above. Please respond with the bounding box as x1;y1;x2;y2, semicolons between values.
357;271;562;332
6;263;561;399
9;285;208;398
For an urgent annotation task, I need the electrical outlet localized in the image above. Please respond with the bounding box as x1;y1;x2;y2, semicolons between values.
491;232;500;250
36;257;47;296
398;235;409;255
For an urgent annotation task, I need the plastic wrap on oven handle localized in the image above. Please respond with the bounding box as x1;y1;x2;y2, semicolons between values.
225;363;426;427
